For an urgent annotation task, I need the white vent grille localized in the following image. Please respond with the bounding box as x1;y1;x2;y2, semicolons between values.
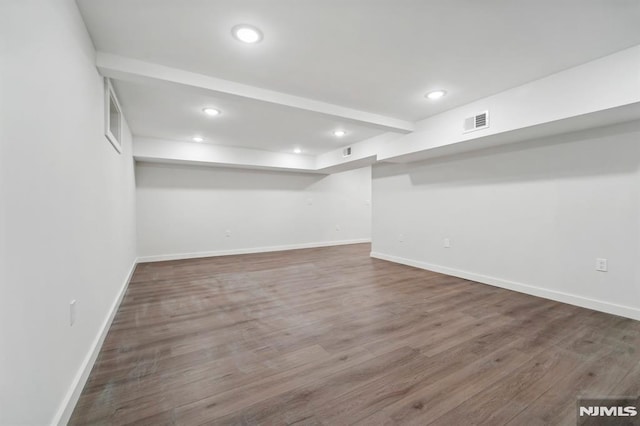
342;147;352;157
463;111;489;133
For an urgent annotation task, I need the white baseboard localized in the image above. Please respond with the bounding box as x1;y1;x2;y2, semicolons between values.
52;259;138;426
370;251;640;321
137;239;372;263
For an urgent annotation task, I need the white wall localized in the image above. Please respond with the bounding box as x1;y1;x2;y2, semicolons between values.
0;1;137;425
372;121;640;320
136;163;371;260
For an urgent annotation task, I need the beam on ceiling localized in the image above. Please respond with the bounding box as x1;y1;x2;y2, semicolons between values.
96;52;415;133
133;137;323;173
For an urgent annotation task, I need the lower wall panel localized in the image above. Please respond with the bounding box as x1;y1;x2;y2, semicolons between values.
54;260;138;425
371;121;640;320
371;251;640;321
136;163;372;258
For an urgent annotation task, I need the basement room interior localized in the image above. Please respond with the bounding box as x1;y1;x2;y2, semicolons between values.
2;0;640;425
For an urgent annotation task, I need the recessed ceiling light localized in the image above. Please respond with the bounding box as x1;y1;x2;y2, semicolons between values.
293;148;302;154
203;108;221;116
232;24;263;44
192;136;204;142
333;130;346;137
426;90;447;100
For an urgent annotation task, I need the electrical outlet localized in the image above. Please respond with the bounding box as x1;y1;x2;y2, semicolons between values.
225;230;231;238
70;300;77;326
307;198;313;206
443;238;451;248
335;225;341;231
596;258;608;272
398;234;404;242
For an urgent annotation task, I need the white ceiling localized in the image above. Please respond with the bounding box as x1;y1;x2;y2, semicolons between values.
77;0;640;154
113;80;385;155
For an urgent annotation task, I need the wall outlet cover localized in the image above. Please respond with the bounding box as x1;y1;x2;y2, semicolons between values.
596;258;608;272
70;299;77;326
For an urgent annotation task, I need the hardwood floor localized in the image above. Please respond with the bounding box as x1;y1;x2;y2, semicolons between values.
70;244;640;425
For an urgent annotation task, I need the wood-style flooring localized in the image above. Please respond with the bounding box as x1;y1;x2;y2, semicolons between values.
70;244;640;425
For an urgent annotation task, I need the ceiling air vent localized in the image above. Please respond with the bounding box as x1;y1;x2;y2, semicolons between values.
342;147;352;157
463;111;489;133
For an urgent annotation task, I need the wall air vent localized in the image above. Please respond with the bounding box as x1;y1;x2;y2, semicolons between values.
342;147;352;157
463;111;489;133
